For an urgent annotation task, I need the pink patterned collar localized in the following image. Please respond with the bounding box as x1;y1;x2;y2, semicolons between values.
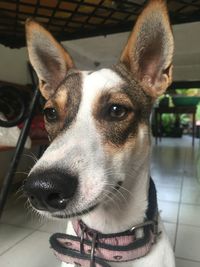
50;179;159;267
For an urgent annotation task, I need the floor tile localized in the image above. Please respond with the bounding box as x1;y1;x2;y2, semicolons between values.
39;218;68;233
175;225;200;262
0;231;60;267
157;186;181;202
179;204;200;227
183;174;200;188
158;201;179;223
4;194;22;211
176;258;200;267
181;187;200;205
151;147;185;172
184;149;199;174
181;175;200;205
1;199;44;230
0;224;33;255
152;173;182;188
163;222;176;248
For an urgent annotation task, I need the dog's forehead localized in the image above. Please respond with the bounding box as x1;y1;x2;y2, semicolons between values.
73;68;125;114
79;68;123;105
82;68;123;90
55;67;124;107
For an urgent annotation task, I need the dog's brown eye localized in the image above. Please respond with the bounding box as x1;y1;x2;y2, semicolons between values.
108;104;128;120
44;107;58;123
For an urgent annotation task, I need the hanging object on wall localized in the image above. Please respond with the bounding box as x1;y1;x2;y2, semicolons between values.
0;83;31;127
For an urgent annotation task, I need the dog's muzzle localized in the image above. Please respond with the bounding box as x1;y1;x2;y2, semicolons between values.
24;170;78;212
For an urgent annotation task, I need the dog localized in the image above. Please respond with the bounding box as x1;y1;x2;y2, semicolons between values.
24;0;175;266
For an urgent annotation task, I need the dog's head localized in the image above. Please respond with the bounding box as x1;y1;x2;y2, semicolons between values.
24;0;174;219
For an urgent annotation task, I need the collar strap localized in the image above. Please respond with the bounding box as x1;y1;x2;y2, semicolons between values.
50;178;159;267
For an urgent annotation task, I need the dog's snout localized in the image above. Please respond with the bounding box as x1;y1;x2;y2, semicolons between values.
24;171;78;212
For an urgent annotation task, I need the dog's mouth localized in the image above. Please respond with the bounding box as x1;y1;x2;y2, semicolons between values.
52;203;98;219
51;181;123;219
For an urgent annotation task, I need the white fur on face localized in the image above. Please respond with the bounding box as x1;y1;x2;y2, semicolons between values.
30;69;127;215
30;68;150;220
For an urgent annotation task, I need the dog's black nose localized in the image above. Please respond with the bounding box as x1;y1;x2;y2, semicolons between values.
24;170;78;212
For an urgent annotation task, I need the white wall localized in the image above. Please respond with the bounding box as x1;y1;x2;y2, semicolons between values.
173;22;200;81
0;22;200;85
0;45;29;85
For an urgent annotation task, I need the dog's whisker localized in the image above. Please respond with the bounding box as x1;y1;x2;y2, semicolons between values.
104;167;139;177
103;181;135;200
118;186;135;198
101;191;121;212
109;185;129;204
23;153;38;163
15;194;26;202
29;151;39;162
15;186;24;196
107;187;129;206
15;171;29;175
101;189;123;211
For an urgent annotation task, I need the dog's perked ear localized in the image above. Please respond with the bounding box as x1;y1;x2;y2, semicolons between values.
120;0;174;99
26;19;74;99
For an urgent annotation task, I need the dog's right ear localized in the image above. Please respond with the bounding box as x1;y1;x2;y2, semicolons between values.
26;19;74;99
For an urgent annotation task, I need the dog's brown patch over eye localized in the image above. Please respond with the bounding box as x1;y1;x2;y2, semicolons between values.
93;92;138;146
44;71;82;139
93;65;153;149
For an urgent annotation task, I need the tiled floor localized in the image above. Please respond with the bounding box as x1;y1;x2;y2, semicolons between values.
151;136;200;267
0;136;199;267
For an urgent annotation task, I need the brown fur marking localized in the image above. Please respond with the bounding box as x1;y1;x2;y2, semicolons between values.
44;70;82;140
93;64;152;147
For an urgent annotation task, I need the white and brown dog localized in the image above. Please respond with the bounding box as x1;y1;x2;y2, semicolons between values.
24;0;175;266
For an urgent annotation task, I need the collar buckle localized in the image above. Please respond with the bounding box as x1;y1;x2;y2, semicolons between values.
130;218;160;242
90;232;97;267
130;220;155;232
79;221;98;267
80;223;86;254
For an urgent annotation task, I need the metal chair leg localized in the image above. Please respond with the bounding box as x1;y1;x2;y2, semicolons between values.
0;63;40;218
0;87;40;218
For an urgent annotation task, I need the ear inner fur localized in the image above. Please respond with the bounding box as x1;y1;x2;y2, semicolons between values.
26;19;75;99
120;0;174;98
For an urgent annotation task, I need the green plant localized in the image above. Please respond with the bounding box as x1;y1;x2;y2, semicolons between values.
156;90;200;136
197;153;200;183
175;88;199;96
179;114;190;125
158;94;174;107
161;113;176;134
196;102;200;121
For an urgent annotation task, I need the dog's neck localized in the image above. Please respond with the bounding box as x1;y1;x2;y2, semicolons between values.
81;158;150;234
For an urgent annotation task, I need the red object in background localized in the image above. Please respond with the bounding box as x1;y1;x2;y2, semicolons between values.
18;115;48;140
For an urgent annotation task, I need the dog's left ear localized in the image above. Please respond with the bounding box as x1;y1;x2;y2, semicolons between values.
120;0;174;98
26;19;74;99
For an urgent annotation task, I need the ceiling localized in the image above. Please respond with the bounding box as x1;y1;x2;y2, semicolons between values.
0;0;200;48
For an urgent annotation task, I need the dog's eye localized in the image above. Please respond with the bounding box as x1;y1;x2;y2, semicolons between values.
108;104;129;120
43;107;58;123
